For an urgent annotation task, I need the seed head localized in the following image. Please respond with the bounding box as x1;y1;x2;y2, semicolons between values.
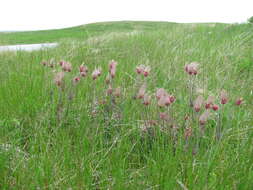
136;65;145;74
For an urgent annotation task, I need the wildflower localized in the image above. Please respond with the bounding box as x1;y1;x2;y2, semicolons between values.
59;61;64;66
199;110;211;125
157;94;171;107
143;66;151;77
137;84;146;99
184;62;199;75
54;72;65;86
220;89;228;104
92;68;102;80
80;72;87;77
156;88;166;100
212;104;219;111
73;76;81;84
143;94;151;105
205;95;215;109
113;87;121;97
109;60;118;78
235;97;243;106
169;95;176;103
159;112;169;121
62;62;72;72
106;85;113;95
79;65;88;73
136;65;145;74
193;95;204;112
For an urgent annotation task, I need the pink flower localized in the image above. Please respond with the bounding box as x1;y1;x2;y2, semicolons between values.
92;68;102;80
79;65;88;73
80;72;87;77
143;66;151;77
212;104;219;111
143;94;151;105
199;110;211;125
205;95;215;109
169;95;176;103
73;76;81;84
235;97;243;106
106;85;113;95
54;72;65;86
220;89;228;104
156;88;166;100
194;95;204;112
61;62;72;72
160;112;169;120
184;62;199;75
136;65;145;74
59;61;64;66
109;60;118;78
137;84;146;99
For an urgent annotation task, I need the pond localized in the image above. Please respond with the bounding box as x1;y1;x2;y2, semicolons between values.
0;43;58;52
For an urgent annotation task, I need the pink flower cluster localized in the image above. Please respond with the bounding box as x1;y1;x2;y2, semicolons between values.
184;62;199;75
136;65;151;77
156;88;175;107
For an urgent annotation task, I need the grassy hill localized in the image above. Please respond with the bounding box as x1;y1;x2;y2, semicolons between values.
0;21;253;189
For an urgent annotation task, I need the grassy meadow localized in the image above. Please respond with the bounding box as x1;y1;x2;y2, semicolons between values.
0;21;253;189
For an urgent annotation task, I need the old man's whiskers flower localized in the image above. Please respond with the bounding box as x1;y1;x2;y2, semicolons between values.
136;65;151;77
199;110;211;125
54;72;65;87
184;62;199;75
205;95;215;109
92;67;102;80
193;95;204;112
109;60;118;78
220;89;228;104
235;97;243;106
137;84;146;99
143;94;151;106
61;61;72;72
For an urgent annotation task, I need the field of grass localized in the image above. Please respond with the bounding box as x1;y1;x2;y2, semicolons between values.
0;21;253;189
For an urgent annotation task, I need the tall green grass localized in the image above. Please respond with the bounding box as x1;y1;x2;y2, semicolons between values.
0;21;253;189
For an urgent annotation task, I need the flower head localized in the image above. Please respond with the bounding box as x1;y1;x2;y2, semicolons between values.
109;60;118;78
61;62;72;72
184;62;199;75
199;110;211;125
143;94;151;105
220;89;228;104
54;72;65;86
92;68;102;80
205;95;215;109
235;97;243;106
137;84;146;99
193;95;204;112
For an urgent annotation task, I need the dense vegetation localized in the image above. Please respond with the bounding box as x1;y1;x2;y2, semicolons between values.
0;21;253;189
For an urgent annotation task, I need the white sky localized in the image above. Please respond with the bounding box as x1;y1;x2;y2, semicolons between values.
1;0;252;31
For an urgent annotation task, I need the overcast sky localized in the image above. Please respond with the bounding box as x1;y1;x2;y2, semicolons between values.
1;0;252;31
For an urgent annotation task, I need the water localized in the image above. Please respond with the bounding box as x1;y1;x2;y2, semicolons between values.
0;43;58;52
